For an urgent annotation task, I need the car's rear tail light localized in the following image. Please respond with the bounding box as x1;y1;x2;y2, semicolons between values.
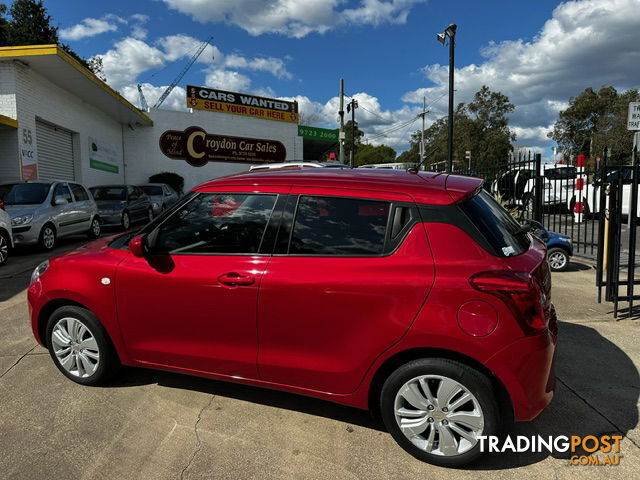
469;271;547;335
0;200;4;210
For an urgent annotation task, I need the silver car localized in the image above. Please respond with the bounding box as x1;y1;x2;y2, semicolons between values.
140;183;180;215
0;181;101;251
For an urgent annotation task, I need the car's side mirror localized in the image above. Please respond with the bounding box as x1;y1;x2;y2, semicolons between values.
129;234;147;257
54;196;68;206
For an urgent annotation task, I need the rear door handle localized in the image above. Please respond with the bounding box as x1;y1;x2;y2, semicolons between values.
218;272;255;286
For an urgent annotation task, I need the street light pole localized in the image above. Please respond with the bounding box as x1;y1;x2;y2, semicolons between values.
437;23;457;173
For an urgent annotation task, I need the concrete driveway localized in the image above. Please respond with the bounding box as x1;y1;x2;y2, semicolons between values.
1;240;639;479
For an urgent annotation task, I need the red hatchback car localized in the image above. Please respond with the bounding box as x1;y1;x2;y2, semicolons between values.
28;169;557;466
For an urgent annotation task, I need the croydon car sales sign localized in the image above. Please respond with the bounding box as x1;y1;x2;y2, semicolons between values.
159;126;286;167
187;85;299;123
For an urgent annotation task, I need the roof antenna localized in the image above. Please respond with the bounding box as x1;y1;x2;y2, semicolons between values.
408;147;438;174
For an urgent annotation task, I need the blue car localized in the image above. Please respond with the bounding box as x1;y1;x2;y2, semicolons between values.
531;223;573;271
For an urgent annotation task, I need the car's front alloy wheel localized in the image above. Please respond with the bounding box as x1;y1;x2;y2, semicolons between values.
46;306;119;385
51;317;100;378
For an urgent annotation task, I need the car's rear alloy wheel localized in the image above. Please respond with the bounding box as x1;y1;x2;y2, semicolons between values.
0;232;9;265
393;375;484;456
88;218;101;238
547;247;569;272
51;317;100;378
46;306;119;385
381;358;499;467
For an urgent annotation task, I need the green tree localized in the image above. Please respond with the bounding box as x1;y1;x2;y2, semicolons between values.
408;86;515;171
8;0;57;45
0;4;11;46
547;86;638;165
354;144;396;167
4;0;105;80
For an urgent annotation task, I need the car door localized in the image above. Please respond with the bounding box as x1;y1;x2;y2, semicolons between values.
51;183;75;237
68;183;92;233
126;186;143;221
257;187;435;394
115;186;288;377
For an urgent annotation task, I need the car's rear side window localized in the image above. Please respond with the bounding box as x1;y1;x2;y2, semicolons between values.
70;183;89;201
289;196;390;255
461;190;529;257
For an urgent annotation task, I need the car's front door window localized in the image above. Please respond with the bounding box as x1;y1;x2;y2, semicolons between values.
153;193;277;255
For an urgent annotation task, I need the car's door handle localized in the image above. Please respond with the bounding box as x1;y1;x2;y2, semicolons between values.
217;272;255;286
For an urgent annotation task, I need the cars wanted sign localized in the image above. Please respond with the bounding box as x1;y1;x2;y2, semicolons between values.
187;85;299;123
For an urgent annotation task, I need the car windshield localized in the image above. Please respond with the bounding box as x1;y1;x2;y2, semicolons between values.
0;183;50;205
142;186;163;196
90;187;126;201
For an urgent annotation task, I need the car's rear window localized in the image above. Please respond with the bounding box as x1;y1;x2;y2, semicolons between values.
461;190;530;257
142;186;163;196
91;187;126;201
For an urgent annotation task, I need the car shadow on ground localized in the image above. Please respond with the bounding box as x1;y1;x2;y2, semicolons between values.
563;261;593;272
105;321;638;469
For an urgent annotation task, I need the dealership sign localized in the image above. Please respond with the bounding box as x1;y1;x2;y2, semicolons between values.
187;85;298;123
159;126;286;167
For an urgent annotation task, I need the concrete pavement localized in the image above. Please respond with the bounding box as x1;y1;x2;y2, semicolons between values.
0;244;638;479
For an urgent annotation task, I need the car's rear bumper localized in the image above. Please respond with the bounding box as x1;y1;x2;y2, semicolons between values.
486;323;557;422
98;213;123;226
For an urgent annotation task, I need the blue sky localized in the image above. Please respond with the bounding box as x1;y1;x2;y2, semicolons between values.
31;0;640;156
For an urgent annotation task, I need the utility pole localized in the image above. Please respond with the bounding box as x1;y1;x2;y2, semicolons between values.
419;96;426;169
437;24;457;173
339;79;345;165
347;98;358;168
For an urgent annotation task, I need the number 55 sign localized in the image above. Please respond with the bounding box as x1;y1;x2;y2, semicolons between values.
20;128;38;180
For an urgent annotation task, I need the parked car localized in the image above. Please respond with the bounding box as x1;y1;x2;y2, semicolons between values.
0;181;100;251
0;199;12;265
491;167;567;215
249;161;347;171
584;167;640;218
28;169;557;467
529;221;573;272
140;183;180;215
89;185;153;230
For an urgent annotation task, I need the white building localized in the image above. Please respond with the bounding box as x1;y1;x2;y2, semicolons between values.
0;44;308;190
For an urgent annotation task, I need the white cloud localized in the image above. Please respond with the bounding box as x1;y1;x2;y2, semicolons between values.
223;54;292;80
205;70;252;92
157;34;221;63
100;38;166;90
60;15;124;40
162;0;424;38
402;0;640;147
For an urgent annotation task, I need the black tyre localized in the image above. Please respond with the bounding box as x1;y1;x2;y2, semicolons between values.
121;211;131;230
380;358;499;467
46;305;120;386
0;230;9;265
39;223;56;251
547;247;569;272
87;216;101;239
